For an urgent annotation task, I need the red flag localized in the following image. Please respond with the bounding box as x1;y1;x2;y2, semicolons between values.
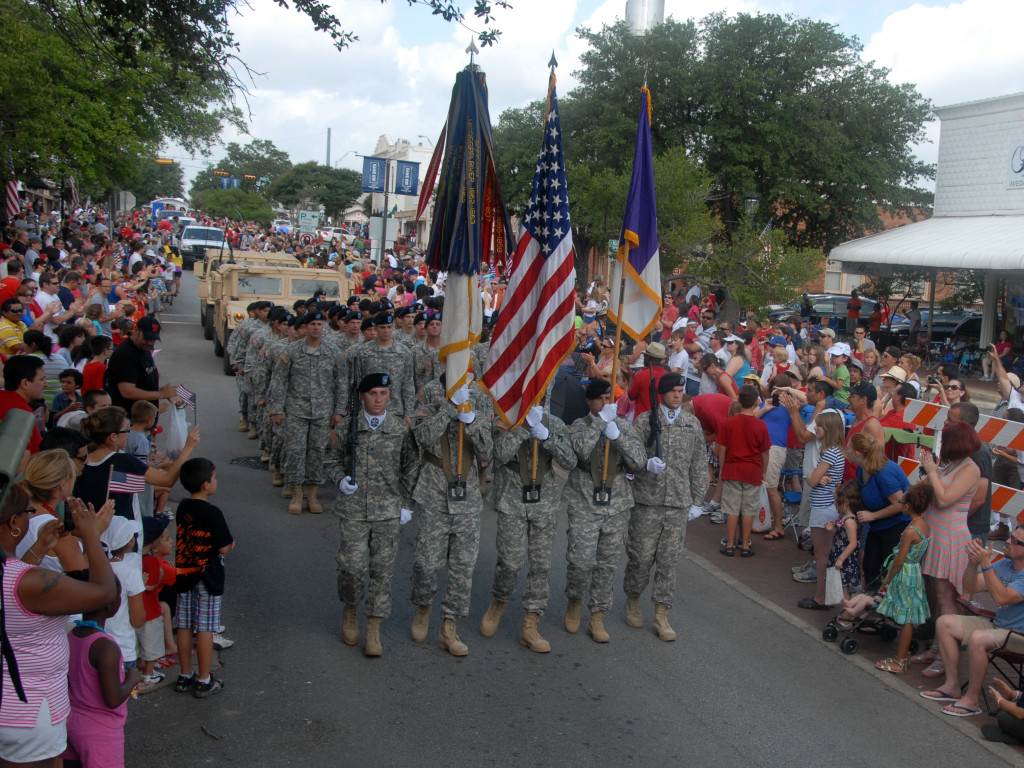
481;69;576;427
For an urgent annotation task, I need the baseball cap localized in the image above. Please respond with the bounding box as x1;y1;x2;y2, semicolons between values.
769;335;787;347
818;327;836;340
137;316;161;340
142;516;170;546
1009;373;1022;390
101;517;141;552
723;334;744;343
827;342;852;357
847;382;877;401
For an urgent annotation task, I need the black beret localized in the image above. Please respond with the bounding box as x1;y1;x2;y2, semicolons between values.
345;310;362;322
358;372;391;392
585;379;612;400
394;306;410;319
413;312;427;324
427;311;442;324
657;372;684;395
372;312;393;327
268;306;288;322
360;317;374;332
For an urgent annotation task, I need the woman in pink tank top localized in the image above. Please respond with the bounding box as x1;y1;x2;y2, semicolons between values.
0;485;117;766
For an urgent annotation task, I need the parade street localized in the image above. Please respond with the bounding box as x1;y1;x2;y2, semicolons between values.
124;274;1005;766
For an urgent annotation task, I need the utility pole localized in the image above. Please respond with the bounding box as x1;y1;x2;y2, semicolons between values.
325;127;331;167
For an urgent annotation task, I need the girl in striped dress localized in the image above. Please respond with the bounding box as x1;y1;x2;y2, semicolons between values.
875;481;932;674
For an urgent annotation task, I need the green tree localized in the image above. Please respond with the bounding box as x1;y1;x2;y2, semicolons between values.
190;188;275;223
191;140;293;197
130;161;186;204
266;162;362;219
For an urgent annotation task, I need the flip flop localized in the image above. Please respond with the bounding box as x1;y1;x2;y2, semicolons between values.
920;689;959;702
921;661;945;678
911;647;938;664
763;530;785;541
942;703;983;717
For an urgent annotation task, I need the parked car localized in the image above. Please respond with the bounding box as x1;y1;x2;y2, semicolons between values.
767;293;881;326
179;225;228;269
889;310;981;342
950;314;992;342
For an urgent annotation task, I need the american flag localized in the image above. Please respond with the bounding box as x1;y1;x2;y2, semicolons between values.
481;68;576;427
109;469;147;494
175;385;197;410
5;181;19;220
68;176;79;211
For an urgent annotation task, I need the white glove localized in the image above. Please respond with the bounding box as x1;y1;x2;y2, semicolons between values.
450;385;471;406
688;505;703;522
530;422;549;441
599;403;617;423
400;508;414;525
525;405;544;428
646;457;666;474
603;420;620;440
457;410;476;424
339;476;358;495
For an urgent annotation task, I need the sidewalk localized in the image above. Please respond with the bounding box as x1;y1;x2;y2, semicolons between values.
684;508;1011;745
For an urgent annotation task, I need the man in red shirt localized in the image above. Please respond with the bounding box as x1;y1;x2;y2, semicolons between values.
716;384;770;556
0;355;45;454
627;342;669;416
0;259;25;304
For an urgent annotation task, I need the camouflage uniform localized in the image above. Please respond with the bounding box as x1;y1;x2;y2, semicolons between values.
395;328;418;348
325;409;419;618
266;338;344;487
410;379;493;620
412;342;443;395
334;334;362;355
562;413;646;612
227;317;257;416
471;340;489;380
625;407;708;608
490;415;576;615
264;334;292;467
340;340;416;418
243;320;272;429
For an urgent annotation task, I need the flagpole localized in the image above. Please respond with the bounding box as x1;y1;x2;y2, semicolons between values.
601;271;628;488
105;464;113;504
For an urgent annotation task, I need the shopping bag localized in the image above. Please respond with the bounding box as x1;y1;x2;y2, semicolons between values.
752;484;772;533
165;405;188;459
825;567;844;606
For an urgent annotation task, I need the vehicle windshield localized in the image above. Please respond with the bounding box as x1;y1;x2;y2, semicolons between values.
183;227;225;243
237;276;282;295
292;279;340;298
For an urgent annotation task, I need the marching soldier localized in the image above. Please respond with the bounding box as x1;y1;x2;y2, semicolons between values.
480;403;576;652
325;373;419;657
226;302;259;432
393;306;417;347
562;379;646;643
267;311;344;514
242;302;274;446
412;312;443;394
341;313;415;418
624;372;708;641
410;376;493;656
334;310;363;354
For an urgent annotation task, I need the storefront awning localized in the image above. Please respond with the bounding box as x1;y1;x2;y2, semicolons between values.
829;215;1024;272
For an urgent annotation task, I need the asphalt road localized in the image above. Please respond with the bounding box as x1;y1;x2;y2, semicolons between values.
125;274;1011;767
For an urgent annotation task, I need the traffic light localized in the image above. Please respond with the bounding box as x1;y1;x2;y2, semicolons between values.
155;158;174;165
213;170;229;177
243;174;256;181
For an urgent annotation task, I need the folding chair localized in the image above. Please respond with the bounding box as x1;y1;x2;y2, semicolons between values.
957;597;1024;714
780;468;803;543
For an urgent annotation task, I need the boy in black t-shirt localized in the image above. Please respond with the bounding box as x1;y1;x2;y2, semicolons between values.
173;458;234;698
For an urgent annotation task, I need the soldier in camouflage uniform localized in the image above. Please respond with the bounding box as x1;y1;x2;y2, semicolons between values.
333;310;363;354
479;403;576;652
562;378;646;643
410;376;493;656
267;311;344;515
624;372;708;641
412;312;443;395
226;302;259;432
252;308;290;482
340;312;415;419
242;305;274;446
325;372;420;657
323;305;345;346
269;315;305;491
393;307;418;348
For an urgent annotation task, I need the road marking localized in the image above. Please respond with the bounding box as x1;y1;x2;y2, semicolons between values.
153;321;195;325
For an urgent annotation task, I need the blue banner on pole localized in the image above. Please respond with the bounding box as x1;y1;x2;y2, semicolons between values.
362;157;387;193
395;160;419;195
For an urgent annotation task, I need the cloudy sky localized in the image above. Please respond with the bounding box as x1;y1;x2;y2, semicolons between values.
170;0;1024;185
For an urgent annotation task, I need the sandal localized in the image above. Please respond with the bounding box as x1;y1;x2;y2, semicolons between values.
719;545;735;557
921;660;945;678
740;544;755;557
763;530;785;541
875;656;909;675
911;646;938;665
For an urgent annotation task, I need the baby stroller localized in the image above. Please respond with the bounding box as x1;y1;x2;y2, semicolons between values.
821;596;922;655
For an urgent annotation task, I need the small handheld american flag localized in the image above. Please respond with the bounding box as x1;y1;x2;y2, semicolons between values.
175;385;197;410
108;470;147;494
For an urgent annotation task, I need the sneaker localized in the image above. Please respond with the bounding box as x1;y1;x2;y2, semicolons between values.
791;559;815;574
792;569;817;583
174;673;197;693
709;511;728;524
216;624;226;634
703;501;721;515
192;676;224;699
137;672;165;695
213;634;234;650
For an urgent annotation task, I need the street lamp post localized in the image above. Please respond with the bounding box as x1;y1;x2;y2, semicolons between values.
333;150;356;169
743;191;761;218
417;134;434;147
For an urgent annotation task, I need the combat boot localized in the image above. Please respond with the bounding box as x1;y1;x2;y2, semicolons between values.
519;612;551;653
248;424;258;439
364;617;382;657
587;611;610;643
305;485;323;514
281;483;292;498
260;452;270;463
411;605;431;643
653;604;676;642
625;596;643;628
564;600;582;633
288;485;302;515
479;600;506;637
438;618;468;656
271;468;284;487
341;605;359;646
238;417;249;432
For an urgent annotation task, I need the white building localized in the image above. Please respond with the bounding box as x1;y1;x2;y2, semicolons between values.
625;0;664;34
831;92;1024;346
369;135;434;243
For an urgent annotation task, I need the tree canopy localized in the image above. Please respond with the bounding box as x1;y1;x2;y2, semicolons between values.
131;161;186;204
190;188;275;224
190;140;294;199
265;162;363;219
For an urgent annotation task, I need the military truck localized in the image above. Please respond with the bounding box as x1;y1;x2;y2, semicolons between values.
197;249;302;333
196;257;349;375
